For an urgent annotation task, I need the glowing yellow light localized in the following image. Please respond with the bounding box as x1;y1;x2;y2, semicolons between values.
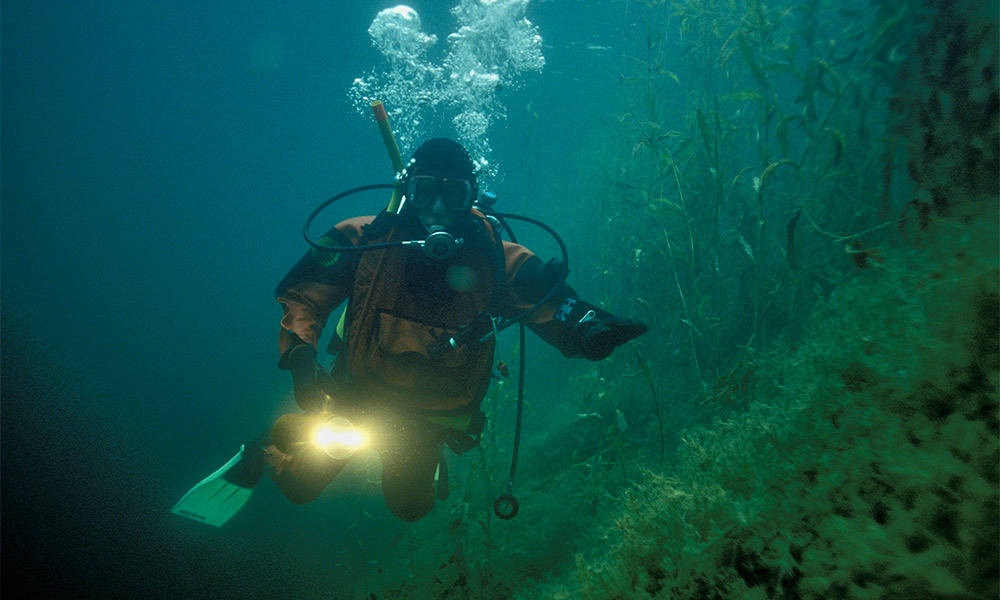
313;416;368;459
316;427;365;448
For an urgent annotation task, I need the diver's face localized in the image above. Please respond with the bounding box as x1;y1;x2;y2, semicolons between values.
418;194;460;231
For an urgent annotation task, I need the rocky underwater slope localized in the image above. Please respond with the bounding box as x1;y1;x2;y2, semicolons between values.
517;1;999;596
521;207;997;600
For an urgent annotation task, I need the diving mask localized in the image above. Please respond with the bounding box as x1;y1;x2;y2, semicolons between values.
406;175;475;211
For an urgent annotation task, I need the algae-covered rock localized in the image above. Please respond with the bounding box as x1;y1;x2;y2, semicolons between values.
520;207;997;600
512;0;998;596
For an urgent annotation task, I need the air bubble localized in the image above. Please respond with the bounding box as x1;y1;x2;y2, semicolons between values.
348;1;544;183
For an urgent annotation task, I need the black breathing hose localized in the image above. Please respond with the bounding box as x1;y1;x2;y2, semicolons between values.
481;210;570;520
303;184;399;251
481;210;570;334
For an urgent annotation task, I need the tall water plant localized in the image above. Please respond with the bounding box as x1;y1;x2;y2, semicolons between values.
596;0;918;416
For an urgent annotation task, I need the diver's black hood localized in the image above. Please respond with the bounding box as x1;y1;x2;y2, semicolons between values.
408;137;477;184
399;138;479;220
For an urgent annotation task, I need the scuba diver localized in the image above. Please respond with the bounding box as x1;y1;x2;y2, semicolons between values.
172;137;647;525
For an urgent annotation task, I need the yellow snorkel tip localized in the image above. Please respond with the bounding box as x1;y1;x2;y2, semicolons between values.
371;100;405;213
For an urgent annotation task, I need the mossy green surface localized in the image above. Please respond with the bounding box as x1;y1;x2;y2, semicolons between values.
510;1;1000;595
518;213;998;599
372;1;997;597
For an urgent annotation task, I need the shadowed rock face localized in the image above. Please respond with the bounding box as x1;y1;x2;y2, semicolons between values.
899;0;999;212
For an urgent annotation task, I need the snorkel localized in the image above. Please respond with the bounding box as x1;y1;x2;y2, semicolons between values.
372;100;405;214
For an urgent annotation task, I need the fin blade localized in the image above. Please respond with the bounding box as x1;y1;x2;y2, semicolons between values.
171;450;254;527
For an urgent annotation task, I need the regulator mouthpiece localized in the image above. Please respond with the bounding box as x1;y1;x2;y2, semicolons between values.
422;227;463;260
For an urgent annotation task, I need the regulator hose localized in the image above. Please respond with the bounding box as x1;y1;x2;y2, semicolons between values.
477;210;570;336
302;184;401;252
477;210;568;520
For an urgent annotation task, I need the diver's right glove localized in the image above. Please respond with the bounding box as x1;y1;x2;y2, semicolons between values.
284;344;334;413
555;298;649;361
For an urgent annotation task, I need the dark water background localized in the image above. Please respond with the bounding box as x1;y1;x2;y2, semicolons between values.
3;1;634;598
6;0;997;598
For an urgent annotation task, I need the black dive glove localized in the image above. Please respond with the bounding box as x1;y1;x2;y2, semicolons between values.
284;344;334;413
554;298;649;361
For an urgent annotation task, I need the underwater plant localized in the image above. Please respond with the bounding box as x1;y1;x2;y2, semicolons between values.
520;201;998;599
364;0;997;597
508;0;998;597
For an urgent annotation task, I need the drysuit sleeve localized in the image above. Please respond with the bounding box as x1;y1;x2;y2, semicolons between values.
501;242;648;360
274;216;372;365
500;241;577;351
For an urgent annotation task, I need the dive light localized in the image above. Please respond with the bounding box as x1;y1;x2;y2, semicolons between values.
313;415;369;460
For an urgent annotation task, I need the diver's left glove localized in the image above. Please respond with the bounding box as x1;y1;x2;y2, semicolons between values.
555;298;649;361
284;344;334;413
